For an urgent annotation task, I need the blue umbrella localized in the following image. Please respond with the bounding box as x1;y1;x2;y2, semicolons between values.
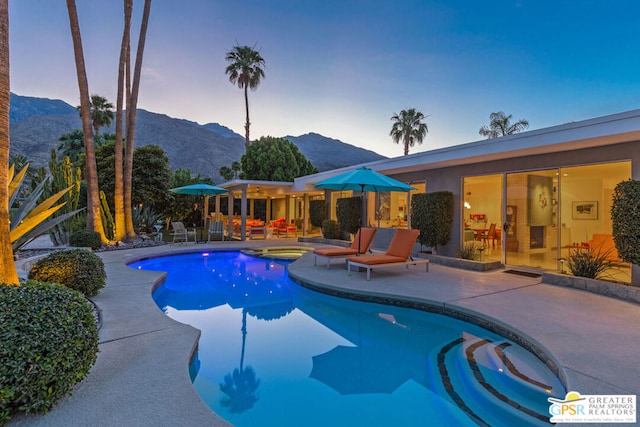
169;183;227;196
314;167;416;193
314;167;416;251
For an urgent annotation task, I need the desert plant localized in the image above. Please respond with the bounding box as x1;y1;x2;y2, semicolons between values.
611;179;640;265
336;196;361;236
28;249;106;297
457;241;481;260
69;230;102;250
99;190;115;240
0;281;98;423
567;248;611;279
321;219;341;239
9;163;84;251
411;191;453;252
132;205;163;234
309;199;326;228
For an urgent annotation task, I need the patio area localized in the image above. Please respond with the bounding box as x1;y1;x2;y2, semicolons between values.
8;239;640;426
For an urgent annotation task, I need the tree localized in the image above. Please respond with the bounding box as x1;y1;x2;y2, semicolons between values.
479;111;529;138
390;108;429;156
231;160;241;179
77;94;114;136
66;0;108;243
96;142;171;216
225;45;266;150
240;136;318;181
219;166;234;181
123;0;152;240
57;129;85;164
0;0;18;284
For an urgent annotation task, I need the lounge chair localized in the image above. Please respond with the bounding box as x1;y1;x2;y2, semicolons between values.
207;221;225;242
313;227;377;268
171;221;197;243
347;228;428;280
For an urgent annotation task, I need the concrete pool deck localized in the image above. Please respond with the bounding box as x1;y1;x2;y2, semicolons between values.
9;240;640;426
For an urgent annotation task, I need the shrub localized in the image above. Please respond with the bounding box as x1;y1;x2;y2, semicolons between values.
411;191;454;251
29;249;106;297
457;241;481;260
0;281;98;423
336;196;361;236
69;229;102;250
309;199;326;228
567;248;611;279
611;179;640;265
321;219;341;239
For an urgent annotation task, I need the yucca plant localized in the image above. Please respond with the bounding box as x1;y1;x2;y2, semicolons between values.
457;241;481;260
567;248;611;280
9;164;85;251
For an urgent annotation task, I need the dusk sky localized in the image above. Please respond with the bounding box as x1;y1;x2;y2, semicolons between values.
8;1;640;158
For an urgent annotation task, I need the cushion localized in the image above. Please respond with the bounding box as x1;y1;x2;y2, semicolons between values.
386;229;420;258
314;248;358;257
347;254;406;265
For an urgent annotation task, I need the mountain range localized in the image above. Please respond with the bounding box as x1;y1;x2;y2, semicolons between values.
8;93;386;183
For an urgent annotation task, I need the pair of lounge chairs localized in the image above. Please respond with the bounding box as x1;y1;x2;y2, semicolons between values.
313;228;429;280
171;221;197;243
313;227;378;268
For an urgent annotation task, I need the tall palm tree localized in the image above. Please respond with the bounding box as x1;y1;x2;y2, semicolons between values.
124;0;152;239
77;94;114;136
0;0;18;284
389;108;429;156
479;111;529;138
112;0;132;242
224;45;266;150
66;0;108;243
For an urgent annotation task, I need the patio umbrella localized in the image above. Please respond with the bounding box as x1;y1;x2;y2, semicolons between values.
170;183;227;240
314;167;416;251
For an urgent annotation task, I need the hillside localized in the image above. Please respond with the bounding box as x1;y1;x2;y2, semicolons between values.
9;93;386;182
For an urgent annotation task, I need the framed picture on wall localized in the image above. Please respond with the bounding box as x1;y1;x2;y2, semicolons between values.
572;201;598;220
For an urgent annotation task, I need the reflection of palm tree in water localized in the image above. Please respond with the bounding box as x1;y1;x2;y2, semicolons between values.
219;308;260;413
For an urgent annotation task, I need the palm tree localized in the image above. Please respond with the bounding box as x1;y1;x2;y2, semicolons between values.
231;161;241;179
57;129;85;163
389;108;429;156
124;0;152;239
224;45;266;150
66;0;108;243
77;94;114;136
0;0;19;284
111;0;132;242
219;166;234;181
479;111;529;138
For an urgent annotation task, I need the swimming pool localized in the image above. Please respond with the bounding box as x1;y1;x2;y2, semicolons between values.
132;251;565;426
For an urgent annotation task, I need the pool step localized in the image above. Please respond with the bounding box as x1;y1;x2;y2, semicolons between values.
431;335;557;426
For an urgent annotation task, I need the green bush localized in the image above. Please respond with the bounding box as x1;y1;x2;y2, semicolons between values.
411;191;453;251
568;248;611;279
321;219;341;239
69;229;102;250
336;196;361;236
28;249;106;297
0;281;98;423
611;179;640;265
309;199;326;228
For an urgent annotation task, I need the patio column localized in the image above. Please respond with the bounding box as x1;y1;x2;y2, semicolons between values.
303;193;309;236
215;195;221;221
227;193;234;237
406;190;412;229
324;189;332;220
266;198;272;223
241;187;248;241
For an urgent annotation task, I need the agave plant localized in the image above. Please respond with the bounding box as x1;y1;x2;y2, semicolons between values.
9;164;85;251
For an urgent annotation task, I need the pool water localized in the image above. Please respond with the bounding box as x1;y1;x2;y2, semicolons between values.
131;251;565;427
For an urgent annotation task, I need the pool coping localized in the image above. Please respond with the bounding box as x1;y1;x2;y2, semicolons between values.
9;240;640;426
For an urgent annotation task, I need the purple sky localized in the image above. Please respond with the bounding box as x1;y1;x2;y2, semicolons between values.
9;1;640;158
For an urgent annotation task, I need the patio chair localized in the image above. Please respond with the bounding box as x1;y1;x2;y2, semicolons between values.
171;221;197;243
207;221;225;242
313;227;377;268
347;228;428;280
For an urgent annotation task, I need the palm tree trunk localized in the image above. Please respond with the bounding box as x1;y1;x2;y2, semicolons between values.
124;0;151;239
112;0;132;242
66;0;108;243
244;85;250;149
0;0;18;284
